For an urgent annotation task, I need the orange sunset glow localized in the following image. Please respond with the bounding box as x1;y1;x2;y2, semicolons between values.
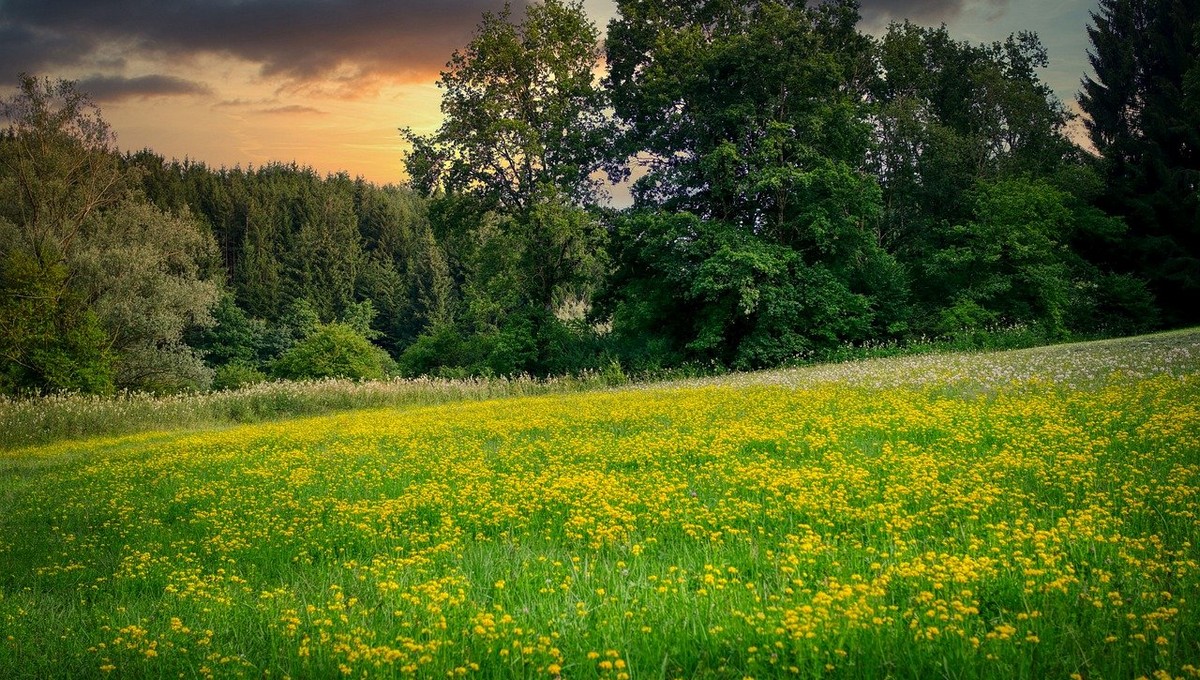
2;0;1099;186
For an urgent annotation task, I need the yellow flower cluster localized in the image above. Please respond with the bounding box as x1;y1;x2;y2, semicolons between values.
2;346;1198;678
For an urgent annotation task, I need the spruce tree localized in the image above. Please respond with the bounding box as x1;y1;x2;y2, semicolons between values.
1080;0;1199;325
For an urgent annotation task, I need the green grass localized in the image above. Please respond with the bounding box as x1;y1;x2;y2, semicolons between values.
2;330;1198;678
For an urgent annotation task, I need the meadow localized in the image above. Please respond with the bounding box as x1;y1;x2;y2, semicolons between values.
2;332;1198;679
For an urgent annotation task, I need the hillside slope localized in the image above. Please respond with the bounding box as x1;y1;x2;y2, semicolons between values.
2;331;1198;678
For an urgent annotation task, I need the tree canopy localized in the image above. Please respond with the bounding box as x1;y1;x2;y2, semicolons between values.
1;76;220;393
1;0;1194;393
403;0;613;210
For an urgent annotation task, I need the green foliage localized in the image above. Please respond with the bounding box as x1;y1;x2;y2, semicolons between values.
0;75;127;252
398;314;574;379
340;299;383;340
536;318;609;378
480;313;540;377
600;1;911;369
125;157;449;363
396;1;615;378
607;0;874;223
1080;0;1200;325
212;361;268;391
0;76;123;395
0;76;219;394
273;298;322;347
871;23;1075;261
72;201;221;391
461;192;608;323
404;0;613;209
396;305;616;379
925;178;1078;336
282;174;364;321
186;292;271;368
354;185;452;350
227;168;367;322
271;323;396;382
602;211;876;370
0;247;114;394
1069;272;1159;338
397;324;472;378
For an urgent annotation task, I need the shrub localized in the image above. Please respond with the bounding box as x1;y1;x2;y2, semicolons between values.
271;323;396;381
397;324;469;377
213;362;269;391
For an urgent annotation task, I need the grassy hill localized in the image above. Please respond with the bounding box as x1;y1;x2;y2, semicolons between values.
2;331;1198;678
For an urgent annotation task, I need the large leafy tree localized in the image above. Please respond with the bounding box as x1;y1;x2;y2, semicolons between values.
399;0;613;376
404;0;613;210
607;0;875;224
0;75;219;393
0;76;127;275
602;0;907;362
866;21;1167;341
1080;0;1200;325
71;202;221;390
0;76;124;392
868;23;1105;332
871;24;1076;256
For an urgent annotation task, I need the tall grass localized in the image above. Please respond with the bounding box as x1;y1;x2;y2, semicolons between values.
0;372;624;450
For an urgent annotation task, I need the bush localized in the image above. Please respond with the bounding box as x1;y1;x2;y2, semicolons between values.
186;292;270;367
1077;273;1159;337
397;324;469;377
213;362;268;391
538;317;606;376
271;323;396;381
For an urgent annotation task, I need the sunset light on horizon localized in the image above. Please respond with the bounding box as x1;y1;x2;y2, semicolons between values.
2;0;1100;188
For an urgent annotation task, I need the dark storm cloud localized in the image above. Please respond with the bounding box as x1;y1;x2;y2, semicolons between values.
0;0;526;83
77;73;212;101
856;0;1010;28
0;20;94;74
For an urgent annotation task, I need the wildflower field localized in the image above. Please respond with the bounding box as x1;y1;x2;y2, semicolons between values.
2;333;1199;679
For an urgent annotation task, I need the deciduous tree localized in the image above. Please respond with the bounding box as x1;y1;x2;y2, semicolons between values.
403;0;613;210
0;75;220;393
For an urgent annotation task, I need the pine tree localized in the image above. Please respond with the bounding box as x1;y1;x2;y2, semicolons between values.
1080;0;1200;325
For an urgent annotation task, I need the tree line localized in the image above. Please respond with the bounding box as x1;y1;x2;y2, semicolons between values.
1;0;1196;394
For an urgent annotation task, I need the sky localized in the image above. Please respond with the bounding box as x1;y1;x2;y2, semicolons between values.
0;0;1100;189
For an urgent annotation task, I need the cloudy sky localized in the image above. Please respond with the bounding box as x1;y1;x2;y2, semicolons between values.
0;0;1100;187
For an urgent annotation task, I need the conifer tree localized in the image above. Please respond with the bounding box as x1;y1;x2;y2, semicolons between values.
1080;0;1199;325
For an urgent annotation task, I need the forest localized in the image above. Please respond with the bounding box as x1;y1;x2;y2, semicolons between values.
1;0;1197;395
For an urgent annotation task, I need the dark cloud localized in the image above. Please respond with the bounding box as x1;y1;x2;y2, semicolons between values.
1;0;1015;90
0;21;94;74
0;0;526;84
76;73;212;101
855;0;1010;29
